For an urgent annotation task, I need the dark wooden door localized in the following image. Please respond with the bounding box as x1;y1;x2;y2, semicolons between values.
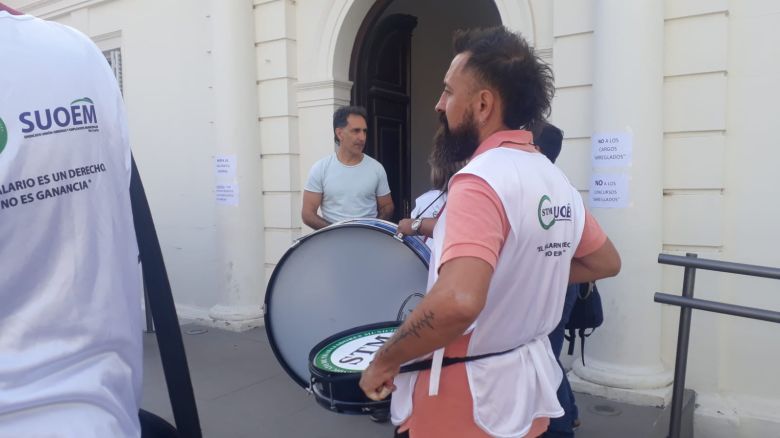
353;14;417;222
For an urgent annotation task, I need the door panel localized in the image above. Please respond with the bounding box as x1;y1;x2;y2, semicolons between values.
353;14;418;222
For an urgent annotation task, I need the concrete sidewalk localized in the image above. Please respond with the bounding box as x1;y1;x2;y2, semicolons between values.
142;324;691;438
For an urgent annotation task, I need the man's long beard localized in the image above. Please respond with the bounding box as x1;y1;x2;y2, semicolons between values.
429;112;480;190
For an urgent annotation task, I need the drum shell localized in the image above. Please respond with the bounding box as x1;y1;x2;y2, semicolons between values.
309;369;378;413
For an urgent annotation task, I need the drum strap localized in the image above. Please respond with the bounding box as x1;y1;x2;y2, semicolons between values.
413;190;446;220
311;345;521;385
398;344;520;373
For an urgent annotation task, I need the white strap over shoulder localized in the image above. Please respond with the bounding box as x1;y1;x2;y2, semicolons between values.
428;347;445;396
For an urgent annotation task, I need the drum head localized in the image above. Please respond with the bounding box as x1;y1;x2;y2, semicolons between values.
311;321;399;375
307;321;400;414
265;220;429;388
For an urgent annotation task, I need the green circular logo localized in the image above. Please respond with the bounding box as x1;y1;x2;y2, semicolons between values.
0;118;7;155
538;195;555;230
313;327;396;373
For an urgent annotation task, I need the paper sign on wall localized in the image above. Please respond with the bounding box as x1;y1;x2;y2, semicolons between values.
215;155;237;179
216;183;239;206
592;132;632;167
589;173;629;209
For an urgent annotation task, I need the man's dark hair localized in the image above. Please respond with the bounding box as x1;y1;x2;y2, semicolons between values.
452;26;554;130
333;105;368;143
533;122;564;163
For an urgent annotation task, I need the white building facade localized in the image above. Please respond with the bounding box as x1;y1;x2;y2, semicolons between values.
9;0;780;435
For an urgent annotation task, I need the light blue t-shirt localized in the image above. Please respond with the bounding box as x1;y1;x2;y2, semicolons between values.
304;153;391;223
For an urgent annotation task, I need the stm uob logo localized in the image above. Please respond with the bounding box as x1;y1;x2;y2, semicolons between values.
19;97;99;139
537;195;573;230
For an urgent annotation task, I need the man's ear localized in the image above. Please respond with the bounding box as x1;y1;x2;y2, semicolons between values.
476;89;497;126
334;127;343;143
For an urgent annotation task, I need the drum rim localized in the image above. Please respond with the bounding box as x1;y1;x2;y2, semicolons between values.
308;320;401;378
264;220;429;388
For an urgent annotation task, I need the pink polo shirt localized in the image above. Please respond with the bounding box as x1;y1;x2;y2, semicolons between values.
400;130;607;438
441;130;606;269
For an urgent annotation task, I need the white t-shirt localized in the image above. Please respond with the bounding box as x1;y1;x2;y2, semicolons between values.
0;12;142;437
411;189;445;219
304;152;391;224
410;189;446;250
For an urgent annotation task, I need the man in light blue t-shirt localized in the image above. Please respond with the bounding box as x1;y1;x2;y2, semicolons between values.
302;106;394;230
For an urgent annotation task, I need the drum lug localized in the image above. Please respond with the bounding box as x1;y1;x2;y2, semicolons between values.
328;382;336;410
393;231;404;242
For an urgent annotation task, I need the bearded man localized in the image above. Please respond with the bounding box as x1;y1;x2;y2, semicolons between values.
360;26;621;438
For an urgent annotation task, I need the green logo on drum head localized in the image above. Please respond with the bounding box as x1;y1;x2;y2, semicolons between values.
313;327;396;373
0;118;7;155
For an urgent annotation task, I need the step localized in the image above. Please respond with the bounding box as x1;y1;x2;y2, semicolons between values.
572;389;696;438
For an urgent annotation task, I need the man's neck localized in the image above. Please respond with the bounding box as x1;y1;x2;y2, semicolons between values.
478;121;510;145
0;3;23;14
336;147;364;166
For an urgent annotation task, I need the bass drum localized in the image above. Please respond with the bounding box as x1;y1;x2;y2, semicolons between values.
264;219;430;389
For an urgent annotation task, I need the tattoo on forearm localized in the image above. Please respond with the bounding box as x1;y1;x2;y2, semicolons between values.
381;310;435;355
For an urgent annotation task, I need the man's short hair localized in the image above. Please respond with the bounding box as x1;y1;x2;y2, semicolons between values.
333;105;368;144
452;26;554;131
533;122;563;163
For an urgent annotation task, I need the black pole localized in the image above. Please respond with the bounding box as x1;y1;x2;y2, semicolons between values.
668;253;697;438
130;155;202;437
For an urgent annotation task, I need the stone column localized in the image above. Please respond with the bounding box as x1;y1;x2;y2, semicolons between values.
570;0;672;405
207;0;265;331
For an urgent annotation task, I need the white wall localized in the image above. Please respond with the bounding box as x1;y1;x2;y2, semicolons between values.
120;1;219;313
711;0;780;433
551;0;780;434
254;0;300;297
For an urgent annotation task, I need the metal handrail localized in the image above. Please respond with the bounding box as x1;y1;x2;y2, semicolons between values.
658;253;780;280
655;253;780;438
654;294;780;324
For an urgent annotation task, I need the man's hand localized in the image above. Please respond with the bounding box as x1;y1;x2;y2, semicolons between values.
360;360;398;401
397;218;414;236
397;217;437;238
359;257;491;401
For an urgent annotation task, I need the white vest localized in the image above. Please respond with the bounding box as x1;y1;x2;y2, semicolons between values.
391;147;586;437
0;13;142;437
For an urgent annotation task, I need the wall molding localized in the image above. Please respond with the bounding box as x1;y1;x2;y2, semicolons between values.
16;0;115;19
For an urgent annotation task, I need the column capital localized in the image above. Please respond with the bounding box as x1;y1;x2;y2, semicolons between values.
296;80;353;109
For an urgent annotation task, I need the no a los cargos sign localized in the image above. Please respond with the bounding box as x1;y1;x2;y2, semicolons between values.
592;131;632;167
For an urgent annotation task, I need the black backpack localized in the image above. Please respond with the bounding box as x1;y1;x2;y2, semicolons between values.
564;282;603;365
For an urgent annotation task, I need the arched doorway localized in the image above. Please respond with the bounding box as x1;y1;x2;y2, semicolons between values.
348;0;502;220
352;12;417;221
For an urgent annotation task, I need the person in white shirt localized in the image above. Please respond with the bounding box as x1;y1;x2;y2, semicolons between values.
410;189;445;250
398;165;452;249
0;4;144;436
301;106;394;230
